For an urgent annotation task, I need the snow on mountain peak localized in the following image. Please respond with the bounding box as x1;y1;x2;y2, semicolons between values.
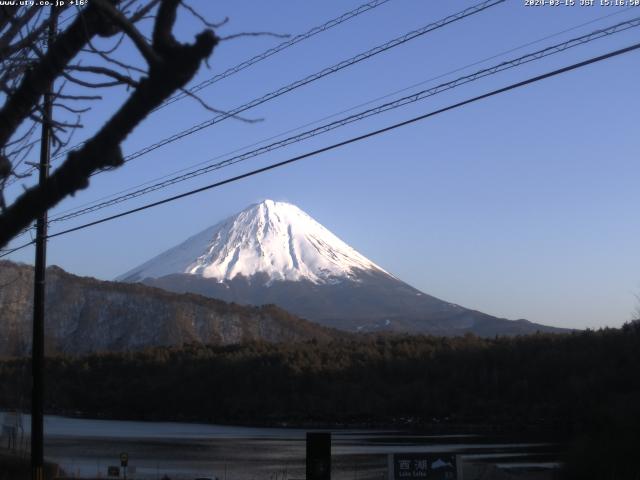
118;200;389;284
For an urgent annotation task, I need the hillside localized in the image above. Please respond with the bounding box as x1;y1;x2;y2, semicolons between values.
0;260;342;356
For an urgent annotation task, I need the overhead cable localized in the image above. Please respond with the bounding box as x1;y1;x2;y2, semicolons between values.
49;0;506;167
47;16;640;225
2;38;636;259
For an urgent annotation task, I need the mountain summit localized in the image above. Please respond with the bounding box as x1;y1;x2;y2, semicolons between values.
118;200;389;284
119;200;564;336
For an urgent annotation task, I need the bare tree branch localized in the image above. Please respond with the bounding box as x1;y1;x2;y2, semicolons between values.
93;0;161;65
0;6;15;33
66;64;140;88
178;87;263;123
82;40;148;75
4;122;37;148
60;70;127;89
0;7;40;59
0;2;116;148
128;0;161;24
180;1;228;29
53;103;92;114
0;15;48;61
0;0;218;248
55;93;103;101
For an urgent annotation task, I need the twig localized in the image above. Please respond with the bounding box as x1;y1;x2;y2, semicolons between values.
93;0;161;65
66;64;140;88
180;1;228;29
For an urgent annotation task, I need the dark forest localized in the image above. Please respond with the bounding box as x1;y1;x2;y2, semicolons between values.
1;323;639;478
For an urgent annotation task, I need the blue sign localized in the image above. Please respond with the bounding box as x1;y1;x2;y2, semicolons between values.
390;453;456;480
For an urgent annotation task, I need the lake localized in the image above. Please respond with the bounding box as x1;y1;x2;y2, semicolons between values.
1;412;561;479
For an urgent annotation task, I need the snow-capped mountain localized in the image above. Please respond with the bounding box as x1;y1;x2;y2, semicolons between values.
118;199;390;285
118;200;564;336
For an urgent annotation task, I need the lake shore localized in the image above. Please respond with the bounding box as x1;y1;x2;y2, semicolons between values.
1;412;564;480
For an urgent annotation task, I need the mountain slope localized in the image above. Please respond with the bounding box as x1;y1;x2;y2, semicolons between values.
119;200;565;336
118;199;390;284
143;270;563;336
0;261;342;357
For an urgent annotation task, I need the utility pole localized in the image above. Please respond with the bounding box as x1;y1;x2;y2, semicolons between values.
31;7;56;480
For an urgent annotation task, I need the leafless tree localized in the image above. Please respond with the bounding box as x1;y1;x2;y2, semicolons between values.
0;0;225;249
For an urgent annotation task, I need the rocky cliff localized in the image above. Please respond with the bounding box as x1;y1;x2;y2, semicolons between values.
0;261;340;356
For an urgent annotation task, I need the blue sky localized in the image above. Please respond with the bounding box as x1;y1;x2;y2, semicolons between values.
4;0;640;329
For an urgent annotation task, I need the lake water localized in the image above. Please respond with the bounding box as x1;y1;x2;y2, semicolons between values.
1;412;561;479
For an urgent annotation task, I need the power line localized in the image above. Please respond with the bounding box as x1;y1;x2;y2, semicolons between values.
3;38;638;258
6;0;387;182
45;6;637;222
8;0;392;180
157;0;394;110
49;0;506;168
46;16;640;225
0;242;32;258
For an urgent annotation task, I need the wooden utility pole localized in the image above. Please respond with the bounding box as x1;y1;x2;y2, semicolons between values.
31;7;56;480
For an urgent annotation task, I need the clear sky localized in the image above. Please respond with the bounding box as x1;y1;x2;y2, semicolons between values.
4;0;640;330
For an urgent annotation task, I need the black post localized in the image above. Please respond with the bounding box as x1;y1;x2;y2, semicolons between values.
306;432;331;480
31;7;56;480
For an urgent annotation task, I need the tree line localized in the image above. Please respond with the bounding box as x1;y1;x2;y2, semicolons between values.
0;324;638;430
1;324;640;478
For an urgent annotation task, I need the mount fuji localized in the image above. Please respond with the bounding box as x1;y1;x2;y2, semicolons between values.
118;200;562;336
119;199;389;286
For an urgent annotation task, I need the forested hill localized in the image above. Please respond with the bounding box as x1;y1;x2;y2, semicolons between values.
2;326;639;479
1;324;638;431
